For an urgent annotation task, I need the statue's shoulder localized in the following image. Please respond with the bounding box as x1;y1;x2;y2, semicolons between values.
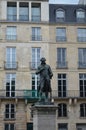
46;64;50;68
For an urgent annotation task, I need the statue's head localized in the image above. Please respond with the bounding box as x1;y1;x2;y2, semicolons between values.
40;57;46;64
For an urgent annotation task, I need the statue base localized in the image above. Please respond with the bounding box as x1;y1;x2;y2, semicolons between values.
32;103;58;130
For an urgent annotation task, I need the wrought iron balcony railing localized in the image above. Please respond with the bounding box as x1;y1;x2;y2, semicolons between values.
0;90;85;99
29;62;40;70
4;62;18;70
0;90;39;99
31;35;42;41
52;90;86;98
56;61;68;69
56;36;67;42
6;35;17;41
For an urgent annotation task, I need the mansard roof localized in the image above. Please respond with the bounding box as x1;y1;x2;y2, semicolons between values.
49;4;86;23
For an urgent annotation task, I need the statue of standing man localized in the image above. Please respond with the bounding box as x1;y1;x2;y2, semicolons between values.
36;57;53;102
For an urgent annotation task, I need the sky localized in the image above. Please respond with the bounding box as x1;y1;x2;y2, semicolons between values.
49;0;79;4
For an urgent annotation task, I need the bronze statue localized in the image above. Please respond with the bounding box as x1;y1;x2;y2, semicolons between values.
36;57;53;102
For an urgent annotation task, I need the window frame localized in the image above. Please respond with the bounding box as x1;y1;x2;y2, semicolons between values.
78;48;86;68
77;28;86;42
56;27;66;42
79;74;86;97
6;26;17;41
5;104;15;119
5;73;16;97
76;8;85;22
57;48;67;68
80;103;86;117
56;8;65;22
58;103;67;117
57;74;67;97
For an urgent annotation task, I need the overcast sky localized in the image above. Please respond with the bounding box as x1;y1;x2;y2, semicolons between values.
49;0;79;4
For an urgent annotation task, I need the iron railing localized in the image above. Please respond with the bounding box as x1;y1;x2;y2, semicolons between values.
31;35;42;41
6;35;17;41
56;36;67;42
0;90;85;99
56;61;68;69
4;62;18;70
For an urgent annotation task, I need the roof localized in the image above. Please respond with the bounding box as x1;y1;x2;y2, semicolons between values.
49;4;86;23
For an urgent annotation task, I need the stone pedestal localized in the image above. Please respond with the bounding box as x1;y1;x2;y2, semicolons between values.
32;104;58;130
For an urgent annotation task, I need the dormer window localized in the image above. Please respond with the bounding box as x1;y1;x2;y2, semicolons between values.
76;9;85;22
56;8;65;22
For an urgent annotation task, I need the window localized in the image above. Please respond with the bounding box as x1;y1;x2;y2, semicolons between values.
79;74;86;97
31;3;41;22
57;48;67;68
6;74;16;97
56;8;65;22
58;123;68;130
6;26;17;40
77;28;86;42
5;104;15;119
76;9;85;22
5;47;17;69
7;2;17;21
31;47;41;69
56;28;66;42
78;48;86;68
58;74;67;97
32;73;40;97
5;124;15;130
58;103;67;117
80;103;86;117
32;27;42;41
19;2;29;21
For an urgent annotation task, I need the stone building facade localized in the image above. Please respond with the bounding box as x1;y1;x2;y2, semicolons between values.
0;0;86;130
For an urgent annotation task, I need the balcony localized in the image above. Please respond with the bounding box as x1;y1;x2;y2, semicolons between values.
0;90;39;101
78;62;86;69
56;36;67;42
56;61;68;69
31;35;42;41
4;62;18;70
29;62;40;70
0;90;85;100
